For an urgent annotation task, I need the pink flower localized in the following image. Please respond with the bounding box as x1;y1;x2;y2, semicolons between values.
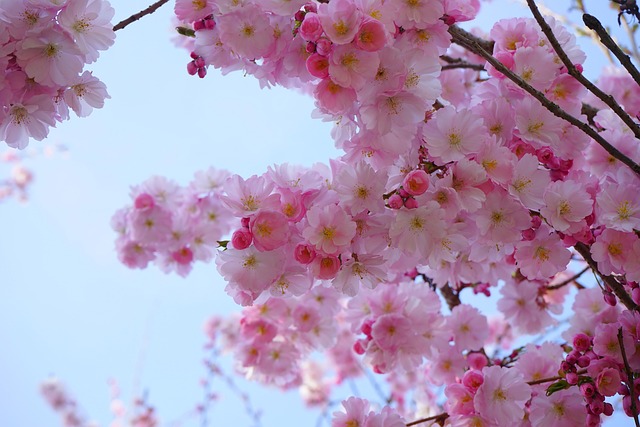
448;304;488;350
0;95;56;149
497;280;555;334
302;204;356;255
529;388;587;427
249;209;290;251
231;227;252;250
332;397;370;427
16;26;84;86
540;179;592;233
314;78;357;115
328;44;379;90
63;71;110;117
299;12;324;42
354;18;386;52
515;230;571;280
596;178;640;232
58;0;115;63
595;366;621;397
402;169;430;196
474;365;531;425
318;0;363;45
217;4;275;60
423;106;484;163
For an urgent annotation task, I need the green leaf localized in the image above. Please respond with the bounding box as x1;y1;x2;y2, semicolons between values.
546;380;570;396
176;26;196;37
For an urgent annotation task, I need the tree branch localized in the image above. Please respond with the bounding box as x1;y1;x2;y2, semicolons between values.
440;55;486;71
447;24;640;177
525;1;640;143
583;13;640;88
574;242;638;311
547;266;589;290
113;0;171;32
618;327;640;427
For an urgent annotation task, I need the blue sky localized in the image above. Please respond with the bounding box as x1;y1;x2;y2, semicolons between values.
0;1;627;426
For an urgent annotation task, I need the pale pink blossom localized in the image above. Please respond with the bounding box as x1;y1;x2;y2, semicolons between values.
423;106;484;163
529;388;587;427
58;0;115;63
249;209;290;251
474;365;531;425
318;0;363;45
448;304;488;350
302;204;356;255
540;179;592;232
217;4;275;60
515;229;571;280
63;71;110;117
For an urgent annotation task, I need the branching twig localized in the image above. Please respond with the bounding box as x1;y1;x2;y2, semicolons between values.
618;327;640;427
406;412;448;427
547;266;589;290
440;55;486;71
583;13;640;87
113;0;171;32
448;24;640;177
526;0;640;142
574;242;638;311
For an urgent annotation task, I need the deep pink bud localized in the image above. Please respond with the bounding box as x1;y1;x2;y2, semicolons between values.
241;217;250;228
573;333;591;352
577;355;591;368
388;194;403;209
467;352;488;370
294;243;316;264
353;340;366;355
402;169;430;196
442;14;456;25
198;67;207;78
521;228;536;241
194;20;205;31
462;370;484;390
303;2;317;13
305;41;316;53
403;197;418;209
581;382;596;398
299;12;323;42
603;291;617;306
231;228;252;250
530;215;542;229
315;37;332;56
632;287;640;305
134;193;155;210
603;402;614;416
187;61;198;75
294;10;306;22
195;57;205;68
172;247;194;265
566;372;578;385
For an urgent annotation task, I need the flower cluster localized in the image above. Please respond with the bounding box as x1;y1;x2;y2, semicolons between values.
112;168;234;276
0;0;114;149
108;1;640;425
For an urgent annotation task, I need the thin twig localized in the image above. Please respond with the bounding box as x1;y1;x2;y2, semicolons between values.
618;327;640;427
583;13;640;87
406;413;448;427
440;55;486;71
448;25;640;177
547;266;589;290
574;242;638;311
526;0;640;142
113;0;171;32
621;14;640;63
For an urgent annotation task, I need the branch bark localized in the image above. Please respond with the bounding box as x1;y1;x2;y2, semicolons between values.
113;0;171;32
448;24;640;177
525;1;640;142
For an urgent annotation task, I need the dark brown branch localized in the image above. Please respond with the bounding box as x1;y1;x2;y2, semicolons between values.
583;13;640;88
440;55;486;71
526;1;640;142
113;0;171;32
447;25;640;177
618;327;640;427
574;242;638;311
440;284;462;310
406;413;448;427
547;266;589;290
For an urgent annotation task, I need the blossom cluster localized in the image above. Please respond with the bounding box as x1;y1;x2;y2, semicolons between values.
111;168;234;276
109;0;640;425
0;0;114;149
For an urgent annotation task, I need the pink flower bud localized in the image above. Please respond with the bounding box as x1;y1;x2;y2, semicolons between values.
294;243;316;264
315;37;332;56
172;246;194;265
306;53;329;79
231;228;252;250
134;193;155;210
315;255;340;280
467;352;488;370
388;194;403;209
573;333;591;352
521;228;536;241
462;370;484;390
354;18;387;52
403;197;418;209
402;169;430;196
299;12;323;42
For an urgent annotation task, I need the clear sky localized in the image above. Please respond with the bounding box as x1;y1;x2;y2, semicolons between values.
0;1;627;426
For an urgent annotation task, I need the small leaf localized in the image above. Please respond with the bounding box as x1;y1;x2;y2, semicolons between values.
176;26;196;37
546;380;570;396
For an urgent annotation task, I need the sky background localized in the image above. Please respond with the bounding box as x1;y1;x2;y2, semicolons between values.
0;1;629;426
